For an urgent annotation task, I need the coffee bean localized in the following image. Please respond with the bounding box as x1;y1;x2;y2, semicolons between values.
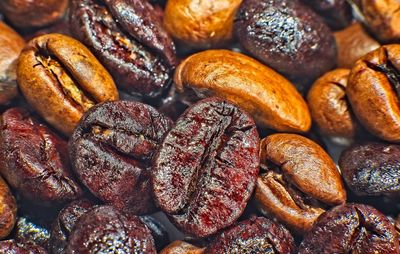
0;176;16;239
14;217;51;250
0;239;47;254
160;241;205;254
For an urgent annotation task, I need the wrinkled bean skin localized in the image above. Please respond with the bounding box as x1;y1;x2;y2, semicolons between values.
256;134;346;233
0;108;82;204
307;69;357;139
334;22;380;68
153;97;260;238
0;176;16;239
164;0;242;49
298;204;400;254
70;101;172;215
0;240;48;254
301;0;352;30
66;206;156;253
17;34;118;136
174;50;311;133
140;216;170;251
70;0;177;98
347;45;400;142
14;217;51;249
206;217;295;254
160;241;205;254
49;199;95;254
339;142;400;197
0;22;24;106
0;0;68;28
234;0;337;88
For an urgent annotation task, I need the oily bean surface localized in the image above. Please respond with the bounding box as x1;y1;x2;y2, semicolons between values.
70;101;172;215
153;97;260;237
0;240;47;254
14;217;51;250
0;176;16;239
160;241;205;254
70;0;176;98
0;108;82;204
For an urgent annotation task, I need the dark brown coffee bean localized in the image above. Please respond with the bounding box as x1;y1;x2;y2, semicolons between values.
0;108;82;204
339;142;400;197
0;0;68;28
298;204;400;254
49;199;96;254
69;101;172;215
14;217;51;250
66;205;156;253
347;45;400;142
0;240;47;254
153;97;260;238
0;176;16;239
17;33;119;136
256;133;346;233
206;216;296;254
70;0;177;98
234;0;337;90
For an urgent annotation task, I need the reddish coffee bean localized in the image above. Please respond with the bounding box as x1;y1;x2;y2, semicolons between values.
206;216;296;254
153;97;260;237
0;176;16;239
298;204;400;254
0;108;82;205
69;101;172;215
66;205;156;253
70;0;177;98
0;240;47;254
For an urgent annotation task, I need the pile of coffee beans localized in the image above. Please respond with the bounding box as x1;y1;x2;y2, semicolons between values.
1;0;400;253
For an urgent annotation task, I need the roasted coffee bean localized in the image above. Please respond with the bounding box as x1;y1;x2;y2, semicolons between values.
153;97;260;237
49;199;95;254
301;0;352;30
14;217;50;249
0;176;16;239
0;0;68;28
347;45;400;142
140;216;170;251
298;204;400;253
0;240;47;254
307;69;357;139
234;0;337;88
164;0;242;49
350;0;400;43
69;101;172;215
256;133;346;233
17;33;118;136
0;108;82;204
339;142;400;197
66;205;156;253
174;50;311;133
70;0;177;98
160;241;205;254
334;22;380;68
206;216;295;254
0;22;24;106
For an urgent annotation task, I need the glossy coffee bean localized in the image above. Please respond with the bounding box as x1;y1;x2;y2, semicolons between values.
164;0;242;49
66;205;156;253
14;217;51;250
339;142;400;197
70;0;177;98
307;69;357;139
69;101;172;215
206;216;296;254
17;33;118;136
174;50;311;133
0;108;82;204
0;0;68;28
334;22;380;68
234;0;337;88
0;176;16;239
0;240;47;254
298;204;400;254
256;133;346;233
347;45;400;142
160;241;205;254
153;97;260;237
0;22;24;105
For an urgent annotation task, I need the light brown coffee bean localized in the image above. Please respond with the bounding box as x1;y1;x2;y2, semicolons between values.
160;241;205;254
0;176;16;239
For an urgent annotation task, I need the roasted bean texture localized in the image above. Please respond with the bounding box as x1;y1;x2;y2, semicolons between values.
153;97;260;237
0;108;82;204
70;101;172;215
70;0;177;98
256;133;346;233
0;176;16;239
298;204;400;254
160;241;205;254
17;33;118;136
0;240;47;254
